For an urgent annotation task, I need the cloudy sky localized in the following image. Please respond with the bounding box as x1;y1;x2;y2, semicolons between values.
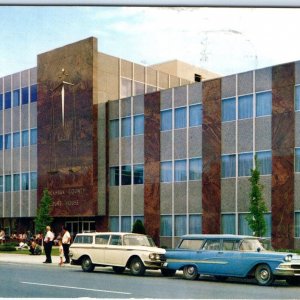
0;6;300;77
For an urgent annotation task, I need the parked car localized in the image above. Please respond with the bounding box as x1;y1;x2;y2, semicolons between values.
163;234;300;286
69;232;166;276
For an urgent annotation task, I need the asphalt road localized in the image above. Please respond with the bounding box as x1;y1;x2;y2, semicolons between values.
1;262;300;299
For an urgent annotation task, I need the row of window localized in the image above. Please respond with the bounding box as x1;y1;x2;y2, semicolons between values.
0;128;37;150
222;151;271;178
0;84;37;110
0;172;37;192
121;78;159;99
110;164;144;186
110;114;144;138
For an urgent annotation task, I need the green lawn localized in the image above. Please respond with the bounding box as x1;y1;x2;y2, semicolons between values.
0;246;59;256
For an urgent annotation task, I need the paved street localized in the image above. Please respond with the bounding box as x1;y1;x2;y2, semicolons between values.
1;255;300;299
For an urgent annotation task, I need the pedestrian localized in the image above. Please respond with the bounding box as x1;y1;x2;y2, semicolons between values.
62;226;71;264
58;239;64;266
0;229;5;244
43;225;54;263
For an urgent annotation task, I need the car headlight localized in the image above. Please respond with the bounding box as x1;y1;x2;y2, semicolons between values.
149;253;161;261
284;255;293;262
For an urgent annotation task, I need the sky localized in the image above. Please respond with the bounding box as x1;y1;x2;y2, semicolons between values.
1;6;300;77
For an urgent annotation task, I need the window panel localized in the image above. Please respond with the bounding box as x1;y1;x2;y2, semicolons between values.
295;148;300;172
189;104;202;127
296;85;300;111
30;84;37;102
263;213;272;238
160;215;172;236
121;117;131;137
238;213;252;235
121;216;131;232
161;109;172;131
161;161;172;183
13;89;20;107
146;85;156;93
221;154;236;178
189;158;202;180
175;215;187;236
5;134;11;150
134;115;144;135
256;151;272;175
109;166;119;186
133;164;144;184
13;174;20;191
121;165;131;185
5;175;11;192
222;98;236;122
22;130;29;147
238;94;253;119
221;214;236;234
175;107;187;129
22;173;29;190
296;212;300;237
109;119;119;139
22;87;29;105
134;81;145;96
5;91;11;109
0;176;3;192
238;152;253;176
189;215;202;234
0;94;3;110
109;216;119;232
30;172;37;190
30;128;37;145
121;78;132;98
13;132;20;148
256;91;272;117
175;159;187;182
0;135;3;150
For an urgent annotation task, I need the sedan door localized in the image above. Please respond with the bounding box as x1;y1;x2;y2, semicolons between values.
91;234;110;264
105;235;126;266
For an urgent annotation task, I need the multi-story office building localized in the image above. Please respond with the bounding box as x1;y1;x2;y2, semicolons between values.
0;37;299;250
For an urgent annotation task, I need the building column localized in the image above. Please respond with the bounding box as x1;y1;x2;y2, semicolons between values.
202;79;222;234
144;92;161;245
272;63;295;249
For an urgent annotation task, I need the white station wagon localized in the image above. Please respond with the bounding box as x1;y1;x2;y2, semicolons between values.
69;232;166;276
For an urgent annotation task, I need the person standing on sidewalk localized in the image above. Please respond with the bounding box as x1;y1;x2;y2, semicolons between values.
43;226;54;263
62;226;71;264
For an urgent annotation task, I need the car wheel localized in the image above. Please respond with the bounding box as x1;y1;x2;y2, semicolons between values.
255;264;274;286
81;256;95;272
161;268;176;277
286;277;300;286
183;265;199;280
129;257;145;276
113;266;125;274
215;276;228;281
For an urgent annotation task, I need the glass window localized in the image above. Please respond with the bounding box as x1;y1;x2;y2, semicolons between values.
0;94;3;110
160;215;172;236
175;215;187;236
238;152;253;176
189;158;202;180
30;84;37;102
109;216;119;232
95;235;110;245
0;135;3;150
0;176;3;192
161;109;172;131
296;85;300;111
256;151;272;175
175;107;187;129
5;91;11;109
121;117;131;137
203;239;221;251
121;78;132;98
238;213;252;235
13;174;20;191
221;154;236;178
5;175;11;192
222;98;236;122
22;130;29;147
134;114;144;135
189;104;202;127
146;85;156;93
109;167;119;186
22;87;29;105
221;214;236;234
189;215;202;234
175;159;187;182
238;94;253;120
121;216;131;232
121;165;131;185
134;81;144;96
30;172;37;190
295;212;300;237
133;164;144;184
13;89;20;107
295;148;300;172
161;161;172;183
263;213;272;238
22;173;29;190
5;134;11;150
30;128;37;145
256;91;272;117
13;132;20;148
109;119;119;139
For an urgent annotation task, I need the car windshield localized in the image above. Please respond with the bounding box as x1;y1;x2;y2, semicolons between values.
239;238;266;251
123;235;156;247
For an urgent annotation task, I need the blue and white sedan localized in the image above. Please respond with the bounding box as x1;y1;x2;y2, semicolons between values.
163;234;300;286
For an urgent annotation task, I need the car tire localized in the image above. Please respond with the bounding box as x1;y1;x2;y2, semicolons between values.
183;265;199;280
129;257;145;276
254;264;274;286
286;277;300;286
113;266;125;274
81;256;95;272
161;268;176;277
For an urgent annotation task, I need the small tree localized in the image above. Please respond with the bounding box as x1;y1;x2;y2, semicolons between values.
132;219;146;234
246;156;268;237
34;189;53;235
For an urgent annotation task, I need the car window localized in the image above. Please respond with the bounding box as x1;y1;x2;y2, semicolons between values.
223;240;239;251
109;235;122;246
202;239;221;251
95;235;110;245
239;239;266;251
123;235;153;246
73;235;93;244
178;239;204;250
